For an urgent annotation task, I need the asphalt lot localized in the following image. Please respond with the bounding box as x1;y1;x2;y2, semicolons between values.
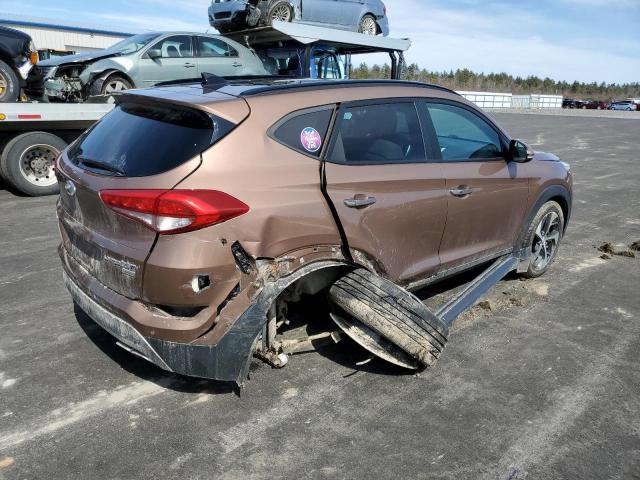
0;112;639;480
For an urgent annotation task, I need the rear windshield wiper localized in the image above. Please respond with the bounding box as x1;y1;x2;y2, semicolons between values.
76;156;126;176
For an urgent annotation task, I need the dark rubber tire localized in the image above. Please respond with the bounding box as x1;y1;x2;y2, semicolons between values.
0;59;20;103
520;201;565;279
267;0;293;26
329;269;448;367
0;132;66;196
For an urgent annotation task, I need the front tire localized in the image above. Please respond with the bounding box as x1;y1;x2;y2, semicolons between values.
358;14;378;35
101;75;132;95
0;59;20;103
0;132;67;196
520;201;565;278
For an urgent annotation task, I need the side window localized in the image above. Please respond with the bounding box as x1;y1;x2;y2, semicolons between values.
150;35;193;58
197;37;238;58
329;102;426;164
272;107;334;157
426;103;503;161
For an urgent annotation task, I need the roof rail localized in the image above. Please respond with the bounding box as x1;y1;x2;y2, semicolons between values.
238;79;460;97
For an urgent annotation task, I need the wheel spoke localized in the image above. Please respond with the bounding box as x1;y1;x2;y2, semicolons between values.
546;231;560;245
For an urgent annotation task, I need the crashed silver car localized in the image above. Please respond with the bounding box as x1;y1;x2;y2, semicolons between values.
25;32;269;102
209;0;389;36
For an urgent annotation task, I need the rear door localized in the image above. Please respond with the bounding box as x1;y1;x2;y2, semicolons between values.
137;35;196;86
324;100;447;284
195;36;243;77
301;0;340;25
421;101;529;269
56;100;224;299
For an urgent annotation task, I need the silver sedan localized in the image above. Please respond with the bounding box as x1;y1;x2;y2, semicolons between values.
26;32;270;103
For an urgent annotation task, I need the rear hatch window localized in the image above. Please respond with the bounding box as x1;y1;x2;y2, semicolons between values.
67;101;233;177
58;99;238;300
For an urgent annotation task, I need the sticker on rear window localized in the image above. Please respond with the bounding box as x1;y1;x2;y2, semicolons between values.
300;127;322;153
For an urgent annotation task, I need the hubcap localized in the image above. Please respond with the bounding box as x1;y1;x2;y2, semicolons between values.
271;4;291;22
359;16;377;35
19;144;59;187
531;211;561;271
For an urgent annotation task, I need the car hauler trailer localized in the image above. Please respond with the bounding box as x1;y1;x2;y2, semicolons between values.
224;20;411;79
0;102;113;196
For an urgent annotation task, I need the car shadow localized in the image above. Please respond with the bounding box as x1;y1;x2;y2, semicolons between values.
279;298;419;378
73;303;236;396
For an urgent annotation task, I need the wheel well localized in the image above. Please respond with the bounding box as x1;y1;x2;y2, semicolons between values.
549;195;569;230
361;12;380;33
93;70;135;89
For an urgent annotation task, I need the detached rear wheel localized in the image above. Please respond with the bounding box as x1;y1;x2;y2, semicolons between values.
521;201;565;278
0;132;66;196
268;0;293;25
0;59;20;103
358;14;378;35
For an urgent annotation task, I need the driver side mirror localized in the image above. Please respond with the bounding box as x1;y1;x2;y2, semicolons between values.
144;48;162;60
508;139;534;163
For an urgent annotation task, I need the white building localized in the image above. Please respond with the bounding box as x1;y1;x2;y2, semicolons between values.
0;14;137;57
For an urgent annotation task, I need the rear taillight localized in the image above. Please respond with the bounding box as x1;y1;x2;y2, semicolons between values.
100;190;249;235
383;3;386;15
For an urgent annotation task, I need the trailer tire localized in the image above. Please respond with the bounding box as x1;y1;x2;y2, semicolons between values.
0;59;20;103
329;269;448;367
1;132;66;196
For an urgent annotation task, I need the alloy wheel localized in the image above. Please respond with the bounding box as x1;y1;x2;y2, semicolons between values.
359;16;377;35
531;211;561;271
103;80;129;94
271;4;292;22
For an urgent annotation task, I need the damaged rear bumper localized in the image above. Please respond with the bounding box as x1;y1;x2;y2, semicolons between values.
61;248;265;383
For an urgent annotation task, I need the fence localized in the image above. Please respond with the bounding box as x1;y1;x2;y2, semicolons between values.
457;91;563;110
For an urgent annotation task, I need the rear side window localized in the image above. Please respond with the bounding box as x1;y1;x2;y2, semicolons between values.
329;102;426;164
68;102;233;177
197;37;238;58
426;103;503;161
271;107;334;157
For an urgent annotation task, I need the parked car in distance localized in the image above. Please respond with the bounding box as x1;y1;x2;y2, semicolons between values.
209;0;389;36
583;100;607;110
562;99;586;109
0;25;38;102
56;78;572;382
608;101;637;111
25;32;270;102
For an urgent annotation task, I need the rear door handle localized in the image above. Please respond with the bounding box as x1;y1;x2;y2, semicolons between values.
449;186;473;197
183;63;196;68
344;196;377;208
232;62;243;67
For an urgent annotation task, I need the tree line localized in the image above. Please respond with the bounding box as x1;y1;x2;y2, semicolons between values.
349;63;640;100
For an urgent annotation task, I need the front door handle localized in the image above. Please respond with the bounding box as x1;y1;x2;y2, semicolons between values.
344;196;377;208
183;62;196;68
449;186;473;197
232;62;243;67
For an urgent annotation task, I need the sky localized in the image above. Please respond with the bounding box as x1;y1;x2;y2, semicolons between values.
3;0;639;83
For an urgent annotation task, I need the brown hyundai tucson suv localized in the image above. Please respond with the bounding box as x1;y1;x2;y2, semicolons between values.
56;79;572;383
